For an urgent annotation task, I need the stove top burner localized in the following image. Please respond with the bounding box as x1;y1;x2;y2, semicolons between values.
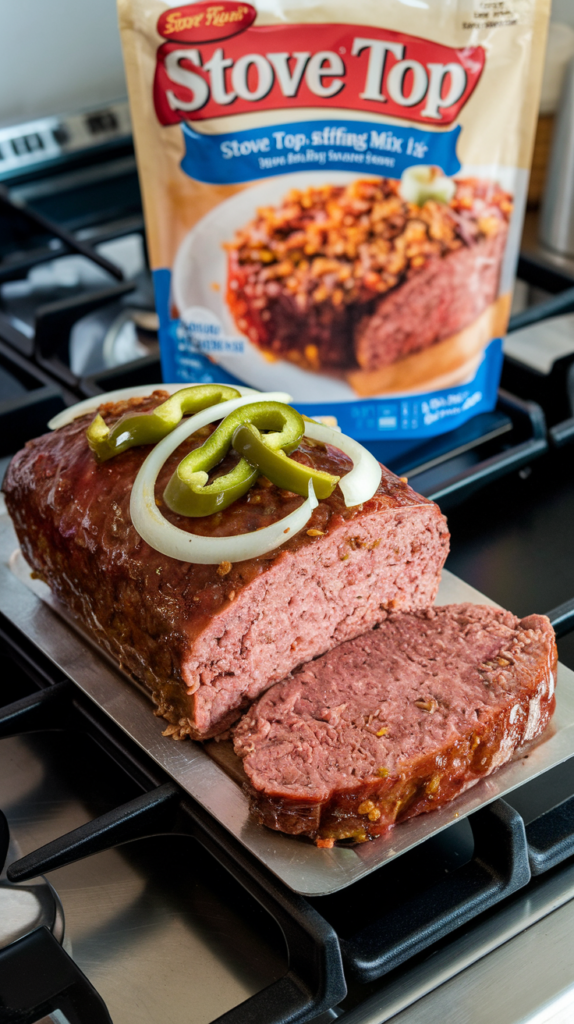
0;775;111;1024
0;879;63;950
0;811;65;950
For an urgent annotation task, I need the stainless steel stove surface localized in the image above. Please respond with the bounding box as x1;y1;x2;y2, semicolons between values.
0;719;286;1024
1;133;574;1024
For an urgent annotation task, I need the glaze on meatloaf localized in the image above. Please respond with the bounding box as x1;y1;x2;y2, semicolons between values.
3;391;449;740
233;604;557;845
226;177;511;372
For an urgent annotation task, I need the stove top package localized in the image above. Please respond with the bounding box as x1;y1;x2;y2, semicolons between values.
117;0;549;441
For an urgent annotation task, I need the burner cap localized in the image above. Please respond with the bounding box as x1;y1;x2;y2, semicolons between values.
0;812;65;948
0;811;7;873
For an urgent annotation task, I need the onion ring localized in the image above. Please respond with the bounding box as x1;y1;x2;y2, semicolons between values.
303;420;382;507
129;397;381;563
63;386;381;563
128;392;323;565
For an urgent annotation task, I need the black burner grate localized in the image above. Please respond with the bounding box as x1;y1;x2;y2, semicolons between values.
503;253;574;449
0;674;345;1024
0;187;123;291
0;923;113;1024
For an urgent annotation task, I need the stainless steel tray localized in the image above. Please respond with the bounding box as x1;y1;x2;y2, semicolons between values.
1;503;574;897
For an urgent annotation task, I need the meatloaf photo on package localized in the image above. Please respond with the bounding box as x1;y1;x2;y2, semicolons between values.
3;390;450;740
226;176;512;390
234;604;557;845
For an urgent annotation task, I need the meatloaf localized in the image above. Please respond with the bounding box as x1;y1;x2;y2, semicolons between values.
233;604;557;845
4;391;449;740
226;177;511;372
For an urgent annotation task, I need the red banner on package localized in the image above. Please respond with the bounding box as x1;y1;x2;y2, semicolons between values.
157;3;257;45
153;23;485;127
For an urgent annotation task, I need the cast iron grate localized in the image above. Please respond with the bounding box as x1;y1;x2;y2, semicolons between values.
504;253;574;448
0;187;123;291
0;920;113;1024
0;338;68;457
0;671;345;1024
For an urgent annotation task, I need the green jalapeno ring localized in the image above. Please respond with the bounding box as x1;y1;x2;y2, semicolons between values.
162;401;305;518
86;384;241;462
162;401;340;518
232;422;340;500
88;387;342;518
163;461;260;518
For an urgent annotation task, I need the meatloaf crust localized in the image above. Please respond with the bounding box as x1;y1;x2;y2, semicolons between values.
4;391;449;739
226;177;511;373
233;604;557;844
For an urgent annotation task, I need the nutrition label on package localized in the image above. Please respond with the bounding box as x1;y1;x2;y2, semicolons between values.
462;1;518;29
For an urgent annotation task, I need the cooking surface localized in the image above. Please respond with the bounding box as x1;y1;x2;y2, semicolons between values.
336;855;574;1024
0;727;286;1024
445;447;574;673
379;890;574;1024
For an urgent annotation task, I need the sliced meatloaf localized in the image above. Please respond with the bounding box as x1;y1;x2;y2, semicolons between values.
354;226;507;371
3;391;449;740
233;604;557;844
226;177;512;373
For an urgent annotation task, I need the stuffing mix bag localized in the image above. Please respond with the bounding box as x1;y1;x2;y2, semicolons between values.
118;0;550;439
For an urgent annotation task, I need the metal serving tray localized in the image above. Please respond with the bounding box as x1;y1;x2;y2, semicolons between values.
1;505;574;897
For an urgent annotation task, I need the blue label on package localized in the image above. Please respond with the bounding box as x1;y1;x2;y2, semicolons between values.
181;118;461;185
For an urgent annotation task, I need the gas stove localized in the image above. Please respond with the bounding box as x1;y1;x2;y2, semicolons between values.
1;131;574;1024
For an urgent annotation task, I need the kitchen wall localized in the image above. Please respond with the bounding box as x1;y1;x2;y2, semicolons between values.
551;0;574;27
0;0;127;125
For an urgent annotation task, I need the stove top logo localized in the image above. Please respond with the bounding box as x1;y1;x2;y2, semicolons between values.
153;23;485;127
157;2;256;45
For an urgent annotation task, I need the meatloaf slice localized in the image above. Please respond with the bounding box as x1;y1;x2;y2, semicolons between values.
225;176;512;373
233;604;557;844
4;391;449;740
354;227;507;371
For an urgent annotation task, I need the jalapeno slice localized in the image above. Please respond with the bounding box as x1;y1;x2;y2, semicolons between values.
232;422;339;500
89;390;341;517
86;385;241;462
163;402;340;516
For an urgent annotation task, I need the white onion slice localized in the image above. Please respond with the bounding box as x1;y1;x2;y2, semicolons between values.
399;165;456;206
129;397;381;563
48;382;260;431
65;382;381;563
303;420;381;507
128;392;322;565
